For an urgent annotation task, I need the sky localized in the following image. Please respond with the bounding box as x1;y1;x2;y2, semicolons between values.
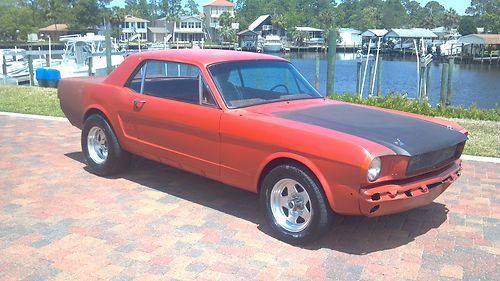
109;0;470;15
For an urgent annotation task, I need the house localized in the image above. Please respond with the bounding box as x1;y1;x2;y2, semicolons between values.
338;28;362;47
121;15;149;42
248;14;286;37
173;16;205;43
361;29;388;38
149;18;175;43
431;26;460;40
237;29;258;50
38;24;70;40
203;0;235;41
295;27;324;45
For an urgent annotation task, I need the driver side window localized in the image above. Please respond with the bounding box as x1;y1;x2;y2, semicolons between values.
126;60;217;107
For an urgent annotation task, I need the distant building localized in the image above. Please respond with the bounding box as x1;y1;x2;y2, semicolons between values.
237;29;258;50
338;28;362;47
38;24;70;40
203;0;235;41
248;14;286;37
173;16;205;42
121;15;149;42
295;27;324;45
431;26;460;40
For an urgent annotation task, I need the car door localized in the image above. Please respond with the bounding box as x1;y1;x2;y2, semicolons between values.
125;60;222;180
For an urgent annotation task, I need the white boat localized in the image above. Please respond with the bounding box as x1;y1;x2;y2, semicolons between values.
0;49;54;85
46;33;124;78
262;35;283;52
438;40;464;56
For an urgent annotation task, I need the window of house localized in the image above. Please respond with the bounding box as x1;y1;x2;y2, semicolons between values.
188;22;194;28
181;22;187;28
127;60;217;107
195;22;201;28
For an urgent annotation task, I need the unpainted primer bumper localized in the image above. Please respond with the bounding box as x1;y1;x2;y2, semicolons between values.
359;160;462;216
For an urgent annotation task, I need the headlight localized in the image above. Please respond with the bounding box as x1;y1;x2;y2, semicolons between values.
367;157;382;181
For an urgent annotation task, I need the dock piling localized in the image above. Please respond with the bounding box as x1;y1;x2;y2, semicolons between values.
356;59;362;96
88;57;93;77
446;58;454;106
315;55;320;90
376;57;382;96
2;55;7;85
326;30;336;97
105;24;112;74
440;63;449;109
27;55;34;86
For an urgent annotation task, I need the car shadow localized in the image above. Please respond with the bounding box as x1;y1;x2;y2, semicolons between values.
65;152;448;254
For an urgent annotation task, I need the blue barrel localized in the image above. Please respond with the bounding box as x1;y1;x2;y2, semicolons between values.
35;68;47;87
45;69;61;88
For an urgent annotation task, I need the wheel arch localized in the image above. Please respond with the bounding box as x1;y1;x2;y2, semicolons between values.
256;153;335;211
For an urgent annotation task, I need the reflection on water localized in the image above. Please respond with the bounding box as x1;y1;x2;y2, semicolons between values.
278;52;500;109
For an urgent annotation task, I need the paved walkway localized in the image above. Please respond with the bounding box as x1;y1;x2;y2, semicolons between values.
0;114;498;281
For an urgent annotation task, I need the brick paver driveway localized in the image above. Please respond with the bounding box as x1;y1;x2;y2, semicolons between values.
0;114;498;281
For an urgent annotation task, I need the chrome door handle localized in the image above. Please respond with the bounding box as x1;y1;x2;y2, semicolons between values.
133;99;146;111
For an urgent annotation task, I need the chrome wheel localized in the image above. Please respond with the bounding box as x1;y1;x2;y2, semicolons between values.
87;126;108;164
270;178;312;232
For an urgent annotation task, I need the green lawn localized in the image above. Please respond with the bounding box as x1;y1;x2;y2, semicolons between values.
448;118;499;158
0;85;63;117
0;85;498;157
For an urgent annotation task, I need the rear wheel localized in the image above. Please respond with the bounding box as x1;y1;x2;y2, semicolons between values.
261;164;332;244
81;114;130;176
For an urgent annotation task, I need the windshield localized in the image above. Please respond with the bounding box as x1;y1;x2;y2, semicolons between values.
208;60;322;108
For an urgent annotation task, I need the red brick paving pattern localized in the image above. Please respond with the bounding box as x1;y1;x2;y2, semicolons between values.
0;115;498;280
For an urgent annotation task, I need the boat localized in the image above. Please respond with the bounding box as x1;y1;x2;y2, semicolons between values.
42;33;124;79
0;49;53;85
262;35;283;52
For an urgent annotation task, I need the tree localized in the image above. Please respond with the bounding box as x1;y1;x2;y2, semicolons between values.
184;0;199;16
458;16;477;36
381;0;408;28
443;8;460;30
466;0;500;33
168;0;182;17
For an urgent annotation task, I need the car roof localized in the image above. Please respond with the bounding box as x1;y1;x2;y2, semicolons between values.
127;49;287;67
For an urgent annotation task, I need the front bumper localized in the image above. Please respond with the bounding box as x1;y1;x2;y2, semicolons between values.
359;160;462;217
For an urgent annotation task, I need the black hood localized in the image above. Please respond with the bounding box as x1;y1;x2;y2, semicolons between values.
274;104;467;157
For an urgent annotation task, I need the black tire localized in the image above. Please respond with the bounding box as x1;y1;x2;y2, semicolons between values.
260;164;332;244
81;114;130;176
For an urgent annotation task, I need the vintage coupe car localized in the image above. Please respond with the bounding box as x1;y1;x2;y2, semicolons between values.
58;50;467;244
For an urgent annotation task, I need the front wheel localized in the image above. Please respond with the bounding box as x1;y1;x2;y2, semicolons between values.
81;114;130;176
260;164;332;244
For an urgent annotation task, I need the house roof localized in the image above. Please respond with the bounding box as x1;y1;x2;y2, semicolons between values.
385;28;437;38
203;0;235;7
296;27;323;32
124;15;150;23
361;29;388;37
180;15;203;21
248;14;271;31
458;34;500;45
148;27;169;34
237;29;258;36
339;28;361;34
39;24;68;32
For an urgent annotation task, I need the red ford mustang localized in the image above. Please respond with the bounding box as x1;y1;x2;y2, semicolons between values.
58;50;467;244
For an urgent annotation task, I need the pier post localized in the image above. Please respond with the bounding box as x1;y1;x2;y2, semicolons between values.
28;55;34;86
2;55;7;85
88;57;93;77
368;60;375;96
425;64;431;101
356;60;362;96
376;57;382;96
446;58;453;106
315;55;320;90
326;30;336;97
105;24;112;74
440;63;448;109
